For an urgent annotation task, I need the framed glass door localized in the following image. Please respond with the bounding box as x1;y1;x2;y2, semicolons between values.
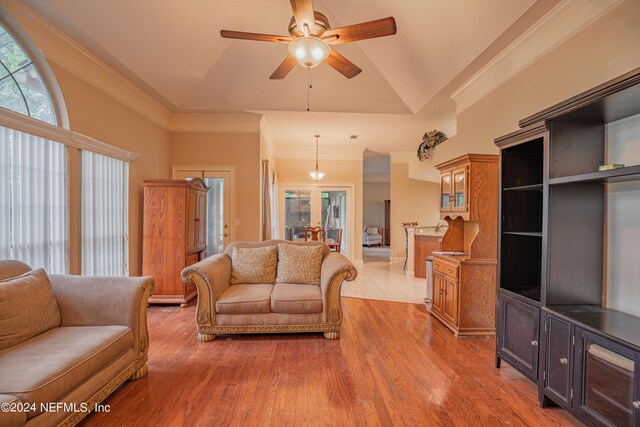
280;185;353;259
174;168;231;256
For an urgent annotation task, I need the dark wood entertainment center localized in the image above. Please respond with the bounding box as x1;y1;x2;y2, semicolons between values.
494;67;640;426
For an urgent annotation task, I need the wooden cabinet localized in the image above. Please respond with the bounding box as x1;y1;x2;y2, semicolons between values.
143;178;208;306
496;293;540;381
439;167;468;213
543;314;573;407
431;255;496;337
431;153;498;337
539;306;640;427
431;271;444;316
414;235;441;278
437;155;495;221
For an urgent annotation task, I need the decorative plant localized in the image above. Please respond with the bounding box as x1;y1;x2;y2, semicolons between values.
417;130;448;161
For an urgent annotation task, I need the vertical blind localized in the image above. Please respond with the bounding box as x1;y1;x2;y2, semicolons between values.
81;150;129;276
0;125;68;273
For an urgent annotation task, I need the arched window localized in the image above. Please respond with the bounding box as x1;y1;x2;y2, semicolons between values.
0;12;68;128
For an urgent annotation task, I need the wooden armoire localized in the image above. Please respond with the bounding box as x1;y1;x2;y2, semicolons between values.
143;178;208;306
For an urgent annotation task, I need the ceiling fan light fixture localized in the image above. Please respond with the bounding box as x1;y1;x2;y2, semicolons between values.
288;36;329;69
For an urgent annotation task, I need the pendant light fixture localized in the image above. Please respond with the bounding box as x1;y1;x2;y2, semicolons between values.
308;134;326;182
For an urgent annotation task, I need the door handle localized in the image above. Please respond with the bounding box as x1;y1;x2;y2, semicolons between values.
223;233;229;237
531;340;538;346
632;401;640;409
560;358;568;365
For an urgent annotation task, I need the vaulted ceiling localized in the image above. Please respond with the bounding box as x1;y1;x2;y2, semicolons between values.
21;0;540;154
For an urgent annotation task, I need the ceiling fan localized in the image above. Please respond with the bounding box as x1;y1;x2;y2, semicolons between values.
220;0;397;79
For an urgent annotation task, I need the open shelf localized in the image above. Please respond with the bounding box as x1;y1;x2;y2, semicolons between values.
550;164;640;185
503;184;543;192
503;232;542;237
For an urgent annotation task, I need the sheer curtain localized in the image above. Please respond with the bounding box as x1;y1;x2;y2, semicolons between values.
81;150;129;276
262;159;272;240
270;168;280;239
0;126;68;272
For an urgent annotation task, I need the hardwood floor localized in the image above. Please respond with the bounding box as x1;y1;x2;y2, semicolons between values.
84;298;580;426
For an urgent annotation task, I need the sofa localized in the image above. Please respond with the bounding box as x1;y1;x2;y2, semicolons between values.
181;240;357;341
363;226;383;246
0;260;153;427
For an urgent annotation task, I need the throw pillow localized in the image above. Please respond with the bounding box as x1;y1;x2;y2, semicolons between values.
276;243;323;285
0;268;61;350
230;246;278;284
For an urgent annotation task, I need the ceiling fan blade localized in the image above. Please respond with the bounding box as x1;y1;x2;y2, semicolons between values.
325;49;362;79
321;17;397;45
290;0;316;35
220;30;292;43
270;55;298;80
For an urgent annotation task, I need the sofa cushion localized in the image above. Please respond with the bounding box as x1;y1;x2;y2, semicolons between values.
216;284;273;314
230;246;277;285
0;268;61;350
366;227;379;235
276;243;323;285
271;283;323;314
0;326;133;419
0;394;26;427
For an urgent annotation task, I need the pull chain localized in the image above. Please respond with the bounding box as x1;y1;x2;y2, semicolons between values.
307;68;312;112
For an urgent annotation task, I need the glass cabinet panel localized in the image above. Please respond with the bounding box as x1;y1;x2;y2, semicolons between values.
441;173;451;211
575;328;639;427
453;168;466;210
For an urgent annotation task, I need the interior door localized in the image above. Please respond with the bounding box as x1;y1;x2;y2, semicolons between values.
174;169;231;256
202;171;231;256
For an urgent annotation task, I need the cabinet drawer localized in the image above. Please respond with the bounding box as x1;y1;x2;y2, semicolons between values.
433;258;458;279
185;253;199;267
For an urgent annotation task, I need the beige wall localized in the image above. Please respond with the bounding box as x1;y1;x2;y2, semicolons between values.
390;163;440;258
170;132;261;242
49;62;171;276
363;181;389;230
425;0;640;169
421;0;640;313
277;158;364;260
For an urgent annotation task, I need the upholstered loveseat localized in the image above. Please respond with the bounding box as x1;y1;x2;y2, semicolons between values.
0;260;153;427
181;240;357;341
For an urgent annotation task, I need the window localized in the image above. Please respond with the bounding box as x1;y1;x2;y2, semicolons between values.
0;125;68;272
81;150;129;276
0;23;56;125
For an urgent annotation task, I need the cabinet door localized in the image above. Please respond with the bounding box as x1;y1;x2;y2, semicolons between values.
544;314;572;406
497;294;540;380
196;192;207;251
442;276;458;326
573;328;639;427
452;167;468;212
440;172;452;212
432;271;444;315
185;190;197;254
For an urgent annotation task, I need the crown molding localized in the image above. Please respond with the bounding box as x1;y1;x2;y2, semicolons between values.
450;0;624;113
169;112;262;133
2;1;172;129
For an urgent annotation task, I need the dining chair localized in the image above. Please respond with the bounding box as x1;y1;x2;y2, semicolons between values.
304;226;326;242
